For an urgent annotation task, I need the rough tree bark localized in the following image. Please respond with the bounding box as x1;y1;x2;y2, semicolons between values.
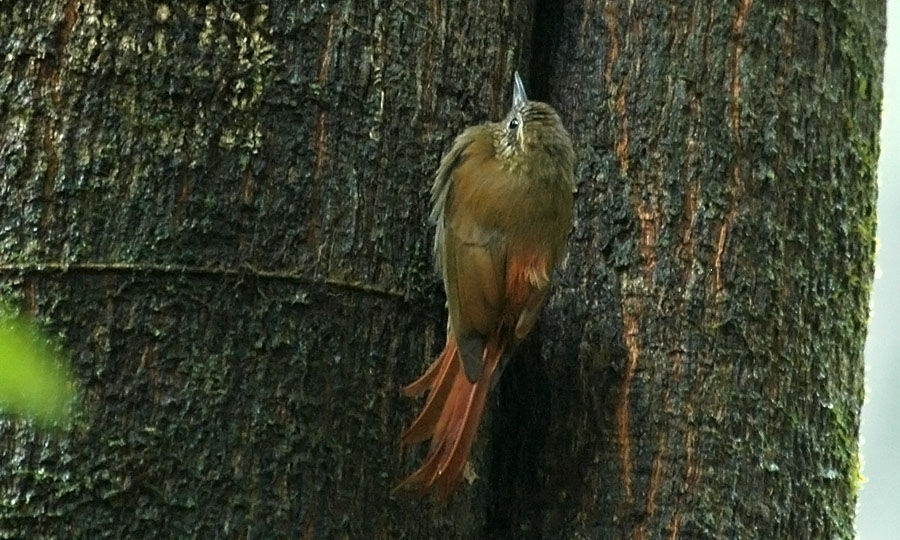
0;1;882;539
489;2;882;537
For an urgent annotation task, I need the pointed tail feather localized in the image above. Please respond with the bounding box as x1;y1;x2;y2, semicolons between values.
401;336;461;445
401;335;455;397
397;336;504;502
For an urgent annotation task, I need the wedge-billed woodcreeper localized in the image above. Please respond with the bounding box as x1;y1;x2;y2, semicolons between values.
398;72;575;501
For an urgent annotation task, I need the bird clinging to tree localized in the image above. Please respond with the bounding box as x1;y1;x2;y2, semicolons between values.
398;71;576;502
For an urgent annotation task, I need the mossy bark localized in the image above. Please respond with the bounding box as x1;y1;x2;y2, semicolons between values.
0;1;882;538
489;1;883;538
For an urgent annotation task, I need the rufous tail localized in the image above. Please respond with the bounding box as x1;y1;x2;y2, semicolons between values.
397;333;504;502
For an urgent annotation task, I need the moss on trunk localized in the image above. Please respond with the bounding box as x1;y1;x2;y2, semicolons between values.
0;1;883;538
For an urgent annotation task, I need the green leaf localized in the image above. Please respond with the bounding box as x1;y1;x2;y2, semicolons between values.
0;309;75;425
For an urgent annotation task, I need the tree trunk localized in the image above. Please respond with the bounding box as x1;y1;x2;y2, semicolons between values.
0;1;882;538
488;2;883;538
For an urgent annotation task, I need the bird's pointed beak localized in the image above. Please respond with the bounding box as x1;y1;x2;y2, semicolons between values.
512;71;527;108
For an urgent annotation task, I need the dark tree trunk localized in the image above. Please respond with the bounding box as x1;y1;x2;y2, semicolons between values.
0;1;882;539
489;2;883;538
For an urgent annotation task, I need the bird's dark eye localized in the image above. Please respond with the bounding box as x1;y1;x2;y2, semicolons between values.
508;118;519;130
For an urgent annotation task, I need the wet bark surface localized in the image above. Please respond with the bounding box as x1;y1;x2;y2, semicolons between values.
0;1;883;538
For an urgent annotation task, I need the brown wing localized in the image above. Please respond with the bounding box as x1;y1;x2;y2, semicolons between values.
436;132;509;382
443;208;505;381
